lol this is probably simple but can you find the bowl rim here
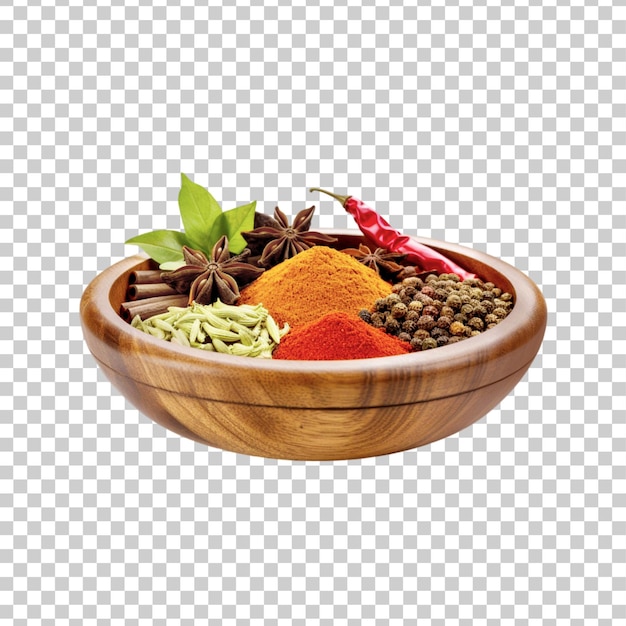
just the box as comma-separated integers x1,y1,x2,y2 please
81,230,546,380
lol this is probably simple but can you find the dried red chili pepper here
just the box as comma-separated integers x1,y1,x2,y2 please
309,188,475,280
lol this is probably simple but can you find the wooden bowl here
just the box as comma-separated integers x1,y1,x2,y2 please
80,232,547,461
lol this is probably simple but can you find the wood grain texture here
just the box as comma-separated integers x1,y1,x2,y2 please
80,232,547,460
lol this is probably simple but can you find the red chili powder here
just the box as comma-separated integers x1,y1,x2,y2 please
273,312,412,361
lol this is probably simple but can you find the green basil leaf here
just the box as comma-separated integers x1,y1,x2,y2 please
125,230,189,264
209,201,257,254
178,173,222,248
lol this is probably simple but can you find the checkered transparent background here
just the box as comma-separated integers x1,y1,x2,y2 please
2,1,625,624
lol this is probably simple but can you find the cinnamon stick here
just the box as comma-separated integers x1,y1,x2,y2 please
128,270,165,285
126,282,179,301
120,294,189,322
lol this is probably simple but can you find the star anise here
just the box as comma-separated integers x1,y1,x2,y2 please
161,236,264,305
241,205,337,267
342,244,406,277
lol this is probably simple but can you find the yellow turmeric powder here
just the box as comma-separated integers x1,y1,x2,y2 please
239,245,393,328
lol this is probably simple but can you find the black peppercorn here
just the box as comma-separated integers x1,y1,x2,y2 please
410,337,423,351
430,327,449,339
402,319,419,334
385,318,401,335
358,309,372,324
417,315,436,331
437,315,452,329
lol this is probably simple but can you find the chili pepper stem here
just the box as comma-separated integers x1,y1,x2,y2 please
309,188,350,207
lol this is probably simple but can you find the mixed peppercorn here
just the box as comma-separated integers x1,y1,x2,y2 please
358,271,513,351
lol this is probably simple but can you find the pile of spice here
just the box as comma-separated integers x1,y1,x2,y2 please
273,312,411,361
359,273,514,351
130,300,288,358
238,246,393,328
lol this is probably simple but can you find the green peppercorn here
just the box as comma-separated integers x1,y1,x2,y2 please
482,300,495,313
406,310,421,322
421,337,437,350
386,293,402,305
483,282,495,290
374,298,387,312
481,291,495,301
493,307,508,319
473,304,488,318
501,292,513,302
425,275,438,284
408,300,423,313
445,294,462,310
492,287,502,298
468,317,485,331
401,286,417,299
391,302,408,319
413,329,431,341
460,303,474,316
484,313,498,325
369,312,384,328
402,276,420,288
434,288,449,301
440,305,455,318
